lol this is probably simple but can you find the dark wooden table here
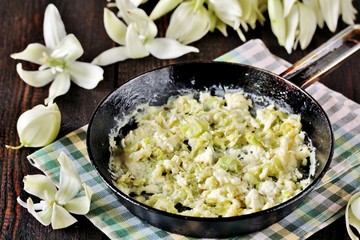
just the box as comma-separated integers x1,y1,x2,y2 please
1,0,359,239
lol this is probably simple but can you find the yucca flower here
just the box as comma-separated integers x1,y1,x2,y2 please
17,152,93,229
5,102,61,149
165,0,211,44
268,0,357,53
108,0,356,54
269,0,317,53
208,0,246,40
11,4,104,104
92,0,199,66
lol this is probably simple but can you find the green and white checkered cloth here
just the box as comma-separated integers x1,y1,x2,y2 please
28,39,360,240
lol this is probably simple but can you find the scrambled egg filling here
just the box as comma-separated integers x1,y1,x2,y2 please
109,92,315,217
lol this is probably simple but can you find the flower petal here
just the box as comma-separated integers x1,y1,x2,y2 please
209,0,242,27
122,5,158,40
251,1,266,26
17,197,28,208
65,184,93,215
115,0,153,24
16,102,61,148
115,0,138,24
283,0,297,17
22,174,57,200
104,8,127,45
238,0,251,20
298,2,317,50
130,0,147,7
26,198,53,226
235,27,246,42
17,197,47,210
352,195,360,220
215,20,228,37
11,43,50,65
208,7,218,32
43,4,67,49
268,0,286,46
319,0,339,32
303,0,324,28
51,203,77,229
125,24,149,59
166,2,210,44
130,10,158,40
150,0,183,20
346,192,360,240
92,46,130,66
340,0,357,25
45,72,71,105
67,61,104,89
55,152,82,204
16,63,55,87
145,38,199,59
51,34,84,62
284,4,299,54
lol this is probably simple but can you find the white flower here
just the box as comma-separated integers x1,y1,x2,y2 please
268,0,317,53
346,192,360,240
5,102,61,149
318,0,340,32
207,0,265,42
303,0,324,28
92,0,199,66
165,0,211,44
268,0,287,46
17,152,93,230
11,4,104,104
208,0,246,41
268,0,357,53
239,0,266,29
318,0,357,32
297,2,317,50
340,0,357,26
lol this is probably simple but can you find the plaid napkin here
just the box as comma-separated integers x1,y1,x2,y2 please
28,39,360,240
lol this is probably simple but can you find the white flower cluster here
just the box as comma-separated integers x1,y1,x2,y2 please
150,0,266,42
268,0,357,53
96,0,357,61
92,0,200,66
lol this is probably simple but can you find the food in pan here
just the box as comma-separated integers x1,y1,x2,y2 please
109,91,316,217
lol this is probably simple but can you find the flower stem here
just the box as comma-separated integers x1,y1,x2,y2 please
5,143,25,150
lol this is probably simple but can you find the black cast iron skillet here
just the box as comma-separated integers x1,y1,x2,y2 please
87,25,360,238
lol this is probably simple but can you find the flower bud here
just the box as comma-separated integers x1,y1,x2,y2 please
6,102,61,149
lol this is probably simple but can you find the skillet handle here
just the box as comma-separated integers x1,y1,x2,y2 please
280,24,360,88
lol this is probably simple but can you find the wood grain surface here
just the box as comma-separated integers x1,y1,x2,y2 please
0,0,359,239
